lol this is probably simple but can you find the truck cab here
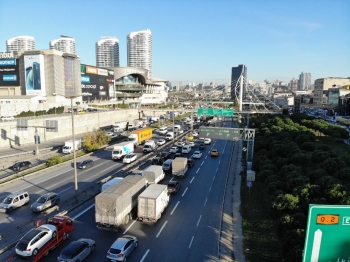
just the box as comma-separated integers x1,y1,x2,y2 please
143,140,156,153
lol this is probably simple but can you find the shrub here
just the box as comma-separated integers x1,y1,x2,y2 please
47,155,64,166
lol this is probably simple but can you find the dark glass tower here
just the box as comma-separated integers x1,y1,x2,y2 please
231,64,247,100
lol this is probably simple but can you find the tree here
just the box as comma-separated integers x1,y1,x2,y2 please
83,129,111,152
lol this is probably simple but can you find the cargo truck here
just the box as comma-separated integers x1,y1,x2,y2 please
129,127,153,146
172,157,188,178
62,139,81,154
95,176,147,231
111,141,134,160
101,177,123,192
113,121,128,132
137,184,169,222
142,165,165,184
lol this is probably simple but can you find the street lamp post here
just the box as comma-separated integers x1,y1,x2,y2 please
172,104,175,145
70,98,78,198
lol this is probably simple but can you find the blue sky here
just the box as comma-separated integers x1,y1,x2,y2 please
1,0,349,85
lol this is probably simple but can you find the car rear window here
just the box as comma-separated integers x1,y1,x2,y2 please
168,184,175,188
109,247,121,254
61,242,81,257
16,240,29,250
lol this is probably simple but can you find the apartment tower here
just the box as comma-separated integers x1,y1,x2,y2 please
6,36,35,55
49,36,76,54
127,29,152,78
96,37,120,68
299,72,311,90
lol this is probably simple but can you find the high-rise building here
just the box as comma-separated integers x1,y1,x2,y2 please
299,72,311,90
289,78,299,92
96,37,119,68
49,35,76,54
127,29,152,78
6,36,35,54
231,64,247,100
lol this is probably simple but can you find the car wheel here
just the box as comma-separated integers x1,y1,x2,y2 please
91,244,96,253
135,241,138,248
7,207,13,213
123,257,127,262
33,248,38,256
52,231,57,238
55,199,60,205
64,232,70,240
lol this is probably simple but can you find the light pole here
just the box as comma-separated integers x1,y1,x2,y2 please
172,104,175,145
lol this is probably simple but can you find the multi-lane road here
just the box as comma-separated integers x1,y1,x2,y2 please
1,120,237,262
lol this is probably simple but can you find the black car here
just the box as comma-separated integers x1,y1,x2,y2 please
87,108,97,112
167,181,181,194
157,151,170,160
77,160,94,169
11,161,32,171
152,157,164,166
199,143,206,150
174,152,183,158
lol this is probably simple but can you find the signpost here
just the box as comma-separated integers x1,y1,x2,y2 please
199,127,241,140
197,108,234,117
303,205,350,262
247,181,252,195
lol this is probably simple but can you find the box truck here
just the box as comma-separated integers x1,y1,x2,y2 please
112,141,134,160
137,184,169,222
62,139,81,154
101,177,123,192
142,165,165,184
172,157,188,178
95,176,147,231
113,121,128,132
129,128,153,146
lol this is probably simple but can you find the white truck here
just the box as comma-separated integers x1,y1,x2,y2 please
101,177,123,192
172,157,188,178
95,175,147,231
142,165,165,184
62,139,81,154
143,140,156,153
112,141,134,160
137,184,169,223
113,121,128,132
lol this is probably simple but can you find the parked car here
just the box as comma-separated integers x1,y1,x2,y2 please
57,238,96,262
211,149,219,157
187,158,195,167
157,139,166,146
15,224,57,256
193,151,202,159
31,192,60,212
152,157,164,166
199,143,206,150
11,161,32,171
123,153,137,164
106,235,138,262
77,160,94,169
204,138,211,144
167,181,181,194
169,146,179,153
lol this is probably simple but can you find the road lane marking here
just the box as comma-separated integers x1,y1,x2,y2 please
156,221,168,237
190,177,195,183
140,249,150,262
213,175,215,181
205,155,207,159
58,186,74,195
209,186,212,192
204,198,207,206
216,167,218,172
169,177,174,182
196,215,202,226
123,220,137,234
219,160,221,165
189,236,194,249
73,203,95,220
196,168,200,173
171,201,180,215
182,187,188,197
201,161,204,166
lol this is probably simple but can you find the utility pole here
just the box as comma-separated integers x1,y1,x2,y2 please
172,104,175,145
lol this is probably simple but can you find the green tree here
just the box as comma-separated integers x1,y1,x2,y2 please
47,155,63,166
83,129,111,152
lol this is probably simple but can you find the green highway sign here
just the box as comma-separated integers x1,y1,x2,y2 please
213,108,223,116
303,205,350,262
197,108,234,117
223,108,234,116
199,127,241,140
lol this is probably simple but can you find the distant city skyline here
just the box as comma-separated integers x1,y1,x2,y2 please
0,0,349,84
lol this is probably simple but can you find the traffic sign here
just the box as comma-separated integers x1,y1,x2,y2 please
223,108,234,116
197,108,234,116
303,205,350,262
213,108,223,116
247,181,252,187
198,127,241,140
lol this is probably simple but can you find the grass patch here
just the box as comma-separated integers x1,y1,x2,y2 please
241,176,283,261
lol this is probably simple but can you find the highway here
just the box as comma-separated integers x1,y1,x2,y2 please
1,119,236,261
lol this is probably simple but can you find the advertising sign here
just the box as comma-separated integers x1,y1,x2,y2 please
3,75,17,81
24,55,46,96
0,59,16,66
98,68,108,76
0,59,19,86
86,66,98,74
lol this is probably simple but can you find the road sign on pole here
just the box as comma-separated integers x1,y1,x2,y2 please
247,181,252,187
303,205,350,262
199,127,241,140
197,108,234,116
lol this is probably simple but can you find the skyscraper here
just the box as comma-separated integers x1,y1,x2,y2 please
299,72,311,90
231,64,247,100
50,36,76,54
96,37,119,68
127,29,152,78
6,36,35,52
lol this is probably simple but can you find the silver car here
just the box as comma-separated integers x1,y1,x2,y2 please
31,192,60,212
106,235,138,262
58,238,96,262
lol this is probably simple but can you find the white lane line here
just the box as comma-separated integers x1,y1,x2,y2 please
201,161,204,166
171,201,180,215
196,215,202,226
73,203,95,220
205,155,207,159
204,198,207,206
169,177,174,182
190,177,195,183
140,249,150,262
218,160,221,165
123,220,137,234
216,167,218,172
58,186,74,195
156,221,168,238
213,175,215,181
182,187,188,197
189,236,194,249
209,186,212,192
223,140,227,154
196,168,200,173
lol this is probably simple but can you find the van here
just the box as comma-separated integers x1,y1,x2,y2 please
143,140,156,153
158,127,168,135
165,132,174,141
162,159,173,171
0,191,30,213
182,145,191,154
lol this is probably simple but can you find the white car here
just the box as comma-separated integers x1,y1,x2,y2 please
179,130,184,134
192,151,202,159
191,132,199,137
204,138,211,145
15,224,57,256
1,116,14,121
169,146,179,153
123,153,137,164
157,139,166,146
106,132,114,136
176,141,185,148
188,141,195,147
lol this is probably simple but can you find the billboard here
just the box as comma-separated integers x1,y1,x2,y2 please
0,59,20,86
24,55,46,96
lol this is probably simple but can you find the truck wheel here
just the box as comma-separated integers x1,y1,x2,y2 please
64,233,70,240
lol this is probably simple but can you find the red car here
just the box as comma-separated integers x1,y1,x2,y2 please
187,158,195,167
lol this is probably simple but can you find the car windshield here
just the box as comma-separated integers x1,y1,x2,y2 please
168,184,176,188
3,197,13,204
13,163,21,167
109,247,121,254
194,151,200,154
36,196,47,203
